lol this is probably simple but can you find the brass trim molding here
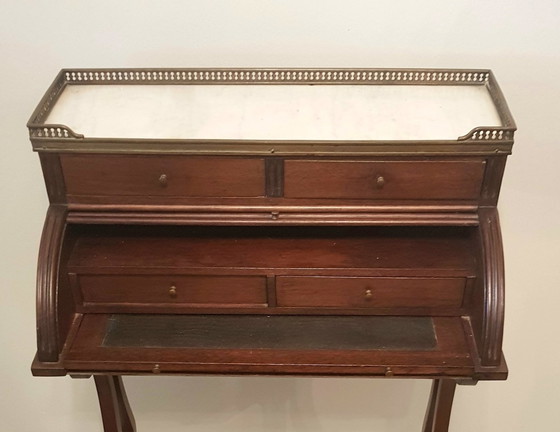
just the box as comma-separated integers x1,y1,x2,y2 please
27,68,517,155
60,68,491,85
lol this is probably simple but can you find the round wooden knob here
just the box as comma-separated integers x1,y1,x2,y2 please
158,174,168,186
152,364,161,374
385,367,394,377
365,289,373,299
376,175,385,189
168,285,177,298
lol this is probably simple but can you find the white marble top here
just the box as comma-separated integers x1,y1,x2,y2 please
46,84,502,141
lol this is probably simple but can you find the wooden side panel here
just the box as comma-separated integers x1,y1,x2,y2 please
56,226,79,358
480,155,508,206
39,153,66,203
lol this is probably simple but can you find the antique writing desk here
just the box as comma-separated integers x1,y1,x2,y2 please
28,68,515,432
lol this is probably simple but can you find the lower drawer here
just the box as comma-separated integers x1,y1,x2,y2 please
276,276,466,309
72,274,268,307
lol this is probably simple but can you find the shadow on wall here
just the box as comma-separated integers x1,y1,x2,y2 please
124,376,428,431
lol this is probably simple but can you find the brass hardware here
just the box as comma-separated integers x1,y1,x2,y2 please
271,212,280,220
31,141,514,157
365,289,373,299
158,174,168,186
168,285,177,298
385,367,394,377
28,68,517,154
376,175,385,189
152,364,161,374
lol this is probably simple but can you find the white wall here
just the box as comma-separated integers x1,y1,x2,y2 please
1,1,559,431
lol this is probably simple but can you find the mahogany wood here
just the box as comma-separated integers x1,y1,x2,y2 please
284,159,486,200
61,154,266,201
29,68,514,431
276,276,466,309
480,156,507,206
39,153,66,204
66,210,480,226
66,314,472,376
75,274,267,307
266,275,277,307
265,157,284,197
36,205,68,361
422,379,457,432
94,375,136,432
31,353,66,377
477,208,505,366
66,225,476,273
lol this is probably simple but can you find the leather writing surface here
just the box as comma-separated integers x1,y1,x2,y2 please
103,314,437,351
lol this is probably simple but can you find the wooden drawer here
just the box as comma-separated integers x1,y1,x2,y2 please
276,276,466,309
61,155,265,198
283,160,486,200
73,274,268,307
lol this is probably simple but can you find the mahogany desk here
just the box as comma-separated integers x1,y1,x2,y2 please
28,68,515,432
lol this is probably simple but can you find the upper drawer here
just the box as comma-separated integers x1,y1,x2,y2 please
60,155,265,198
284,160,486,200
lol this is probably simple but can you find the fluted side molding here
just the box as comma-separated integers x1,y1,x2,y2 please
479,208,506,366
36,205,68,362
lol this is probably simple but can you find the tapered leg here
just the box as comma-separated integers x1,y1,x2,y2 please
422,379,457,432
422,380,439,431
94,375,136,432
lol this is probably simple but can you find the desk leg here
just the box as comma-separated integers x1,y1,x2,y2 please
422,379,456,432
94,375,136,432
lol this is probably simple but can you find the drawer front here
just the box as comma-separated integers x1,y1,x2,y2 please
75,274,268,306
61,155,265,198
283,160,485,200
276,277,465,308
